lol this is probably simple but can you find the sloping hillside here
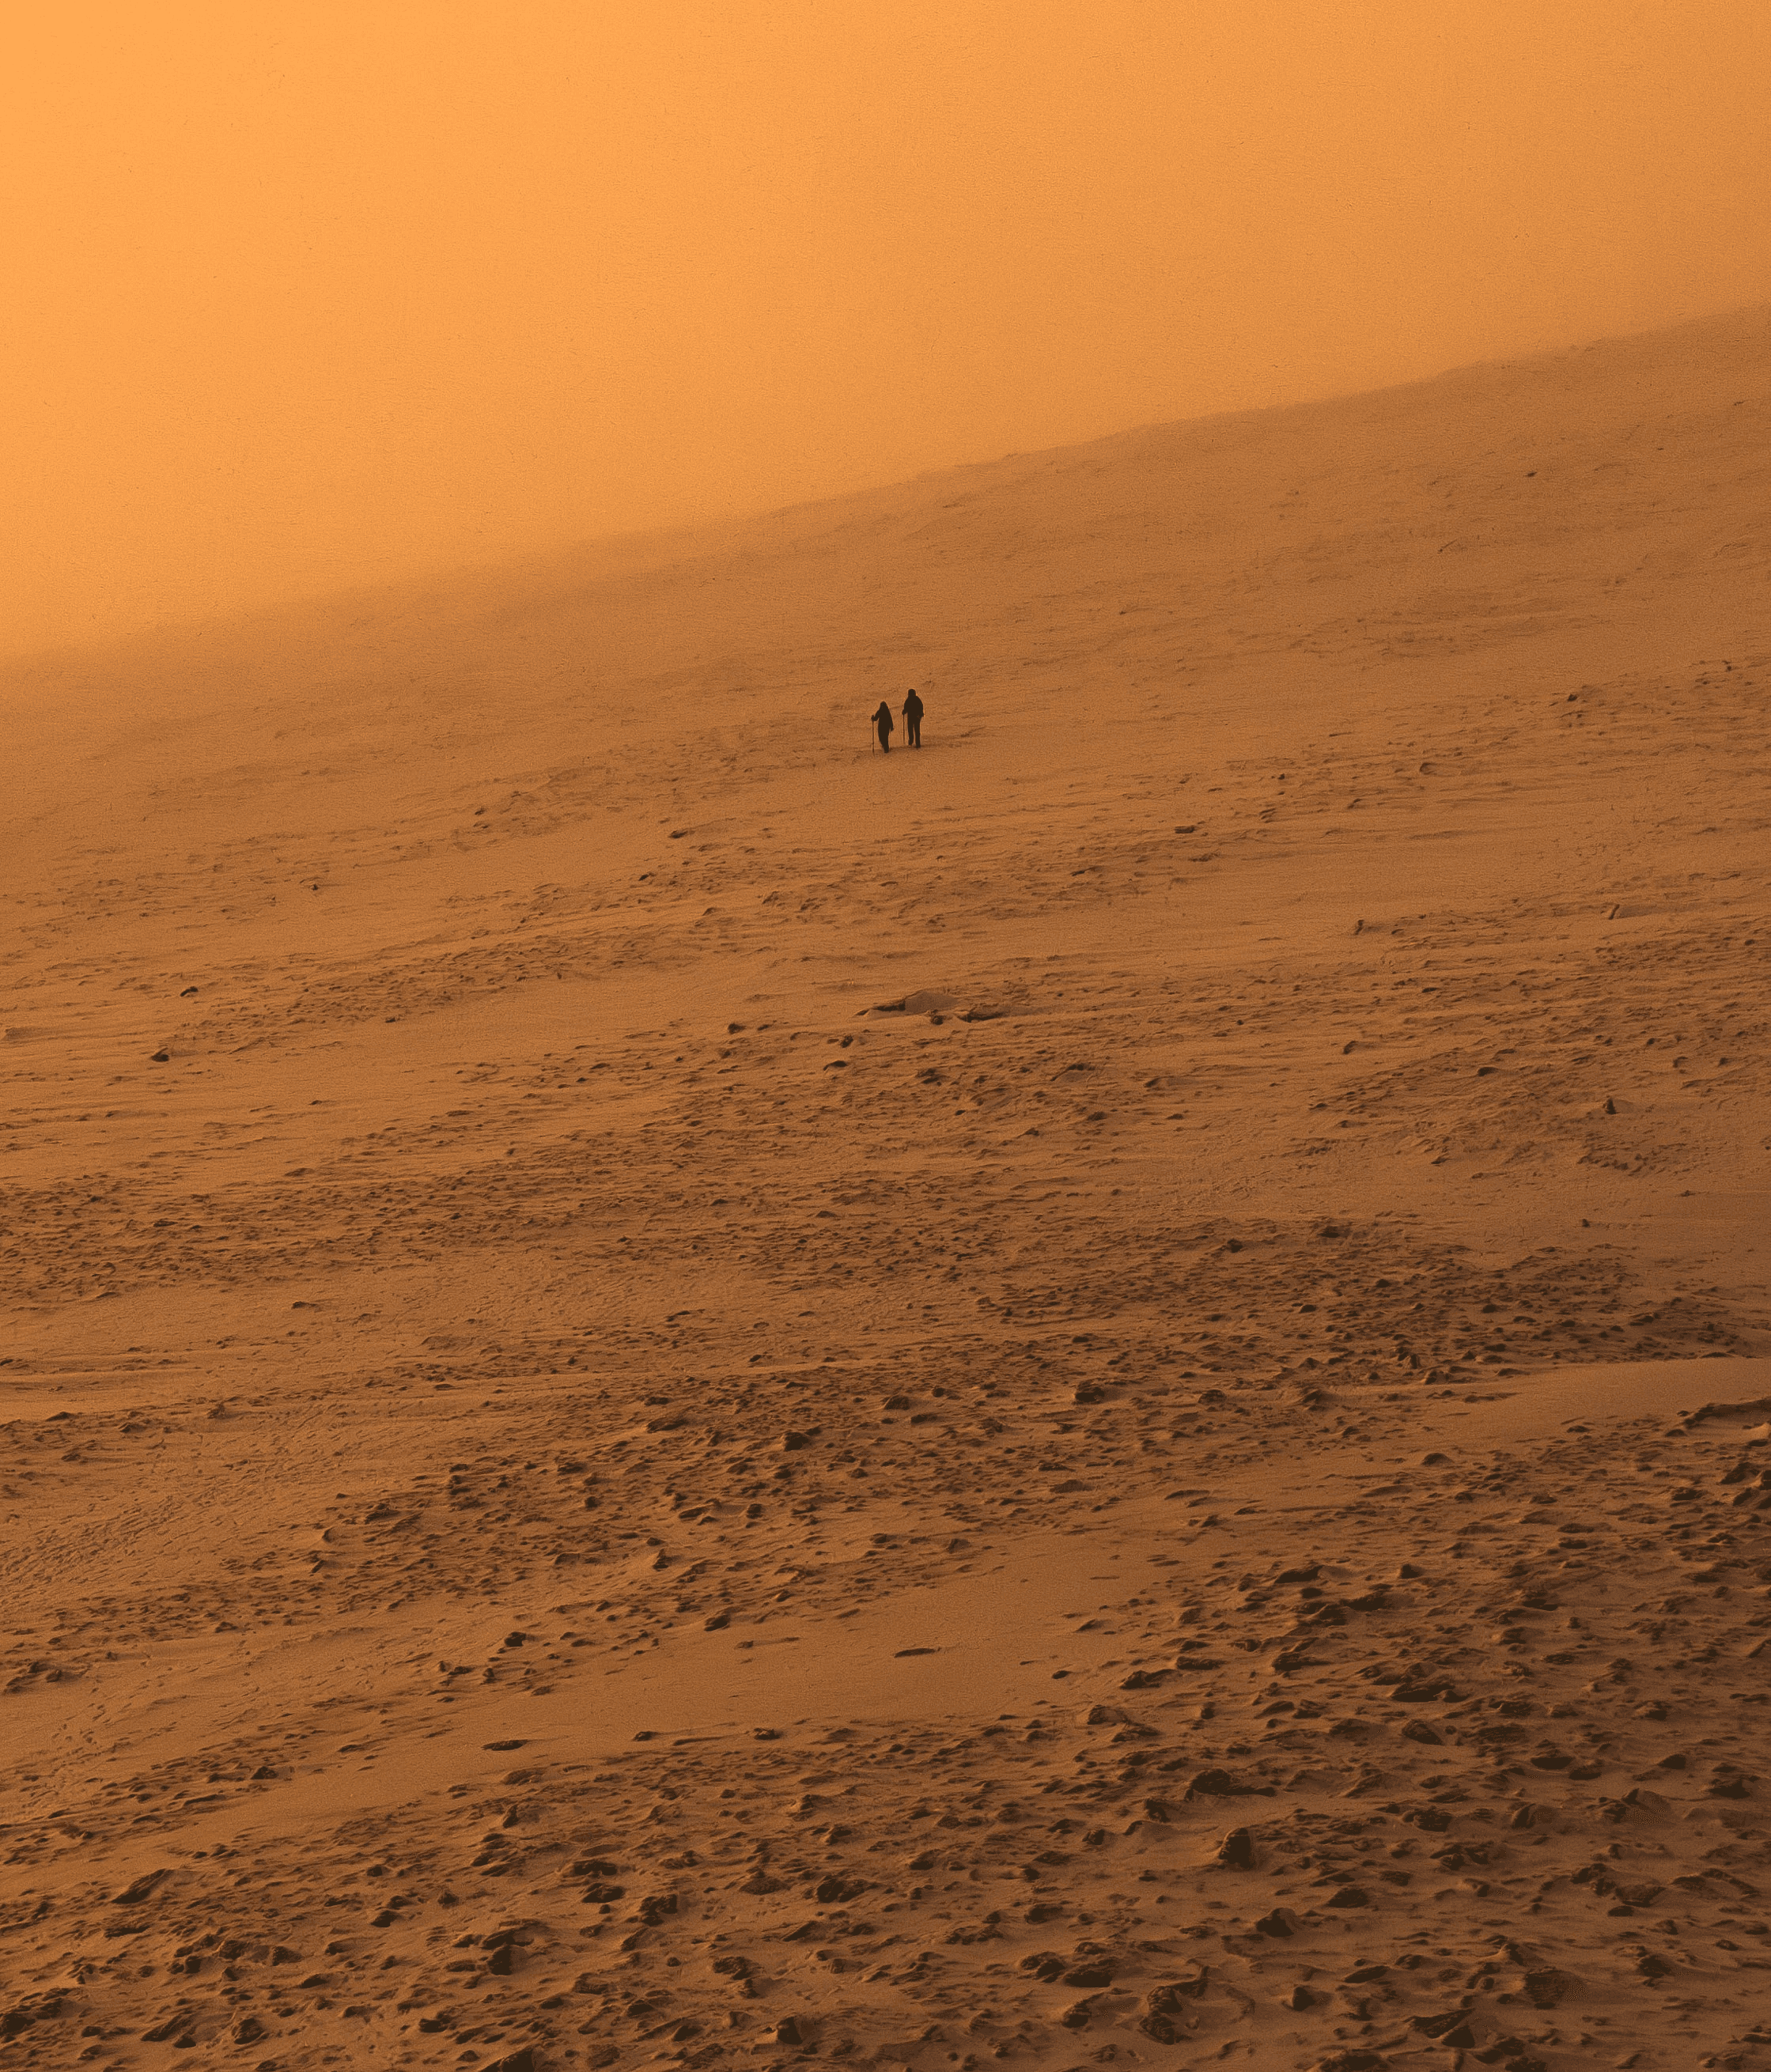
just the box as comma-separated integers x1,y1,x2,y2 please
2,308,1769,2072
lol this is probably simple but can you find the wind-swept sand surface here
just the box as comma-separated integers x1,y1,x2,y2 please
4,309,1770,2071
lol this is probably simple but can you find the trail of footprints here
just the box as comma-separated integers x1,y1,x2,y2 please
2,1219,1760,1684
4,1379,1771,2070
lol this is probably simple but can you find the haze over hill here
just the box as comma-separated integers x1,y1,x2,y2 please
9,2,1771,652
3,310,1771,2070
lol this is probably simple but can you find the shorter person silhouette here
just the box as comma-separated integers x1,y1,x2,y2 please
902,686,924,748
872,700,894,752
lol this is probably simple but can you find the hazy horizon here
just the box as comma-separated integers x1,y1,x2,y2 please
8,298,1767,678
9,1,1770,656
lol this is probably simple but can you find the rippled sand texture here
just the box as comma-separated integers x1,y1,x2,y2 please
3,309,1770,2072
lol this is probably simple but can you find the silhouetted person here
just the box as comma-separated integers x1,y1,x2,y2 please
902,686,924,748
873,700,894,752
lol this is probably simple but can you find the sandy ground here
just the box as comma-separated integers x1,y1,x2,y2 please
3,308,1771,2072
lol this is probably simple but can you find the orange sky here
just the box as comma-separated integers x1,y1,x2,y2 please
6,0,1768,656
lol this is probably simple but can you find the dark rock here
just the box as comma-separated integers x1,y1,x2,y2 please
814,1874,866,1904
1325,1886,1370,1908
1411,2010,1475,2044
1521,1968,1576,2007
1216,1826,1254,1869
27,1989,72,2039
1254,1907,1300,1938
1148,1973,1207,2010
1478,1722,1528,1746
1402,1805,1452,1832
1062,1964,1114,1989
111,1870,168,1907
1401,1721,1442,1745
1186,1768,1260,1798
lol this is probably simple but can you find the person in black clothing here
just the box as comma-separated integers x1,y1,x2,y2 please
872,700,894,751
902,686,924,747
